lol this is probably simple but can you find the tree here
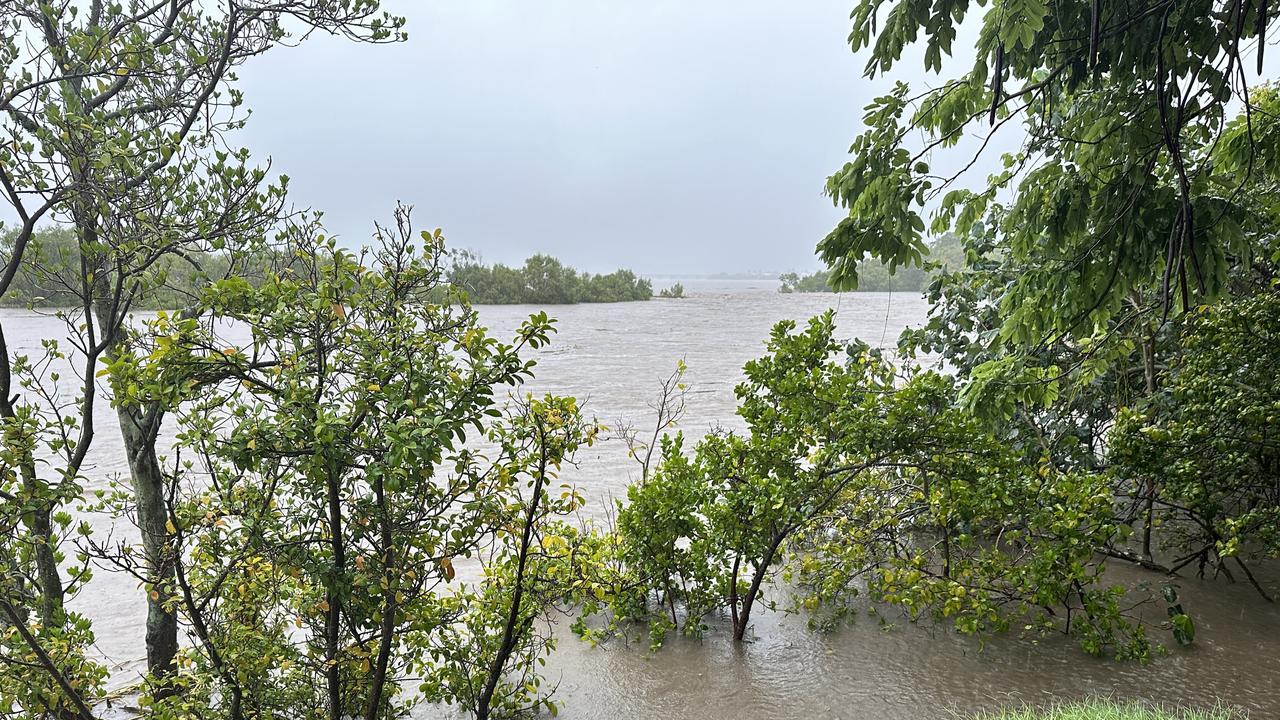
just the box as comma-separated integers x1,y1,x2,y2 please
658,282,685,298
420,395,599,720
520,254,581,304
1110,290,1280,600
589,314,1145,655
822,0,1280,337
778,269,833,293
0,0,405,700
827,0,1280,584
598,314,902,645
102,208,596,719
0,227,286,309
780,234,963,293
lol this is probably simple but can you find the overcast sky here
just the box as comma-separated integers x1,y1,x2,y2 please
235,0,917,275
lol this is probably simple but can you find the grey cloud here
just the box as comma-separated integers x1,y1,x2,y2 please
237,0,889,274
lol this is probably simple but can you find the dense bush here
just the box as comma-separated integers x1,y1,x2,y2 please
582,313,1146,659
1110,290,1280,595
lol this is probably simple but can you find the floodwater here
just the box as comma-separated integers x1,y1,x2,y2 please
4,281,1279,719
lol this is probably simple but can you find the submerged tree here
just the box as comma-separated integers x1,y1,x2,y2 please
1110,290,1280,600
589,314,1144,657
782,235,965,293
826,0,1280,594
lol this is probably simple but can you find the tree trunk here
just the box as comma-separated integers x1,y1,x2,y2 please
21,467,64,627
116,402,179,688
732,533,784,643
324,455,347,720
364,476,397,720
0,326,64,627
1141,335,1158,562
476,430,549,720
92,296,178,689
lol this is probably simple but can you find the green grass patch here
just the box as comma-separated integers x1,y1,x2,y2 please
971,699,1245,720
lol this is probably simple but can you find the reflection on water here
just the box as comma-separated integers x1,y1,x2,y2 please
6,284,1279,719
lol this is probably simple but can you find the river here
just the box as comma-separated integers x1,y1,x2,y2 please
5,281,1278,719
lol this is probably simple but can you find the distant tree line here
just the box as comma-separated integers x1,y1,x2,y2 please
0,232,666,310
447,252,654,304
780,234,964,293
0,227,283,310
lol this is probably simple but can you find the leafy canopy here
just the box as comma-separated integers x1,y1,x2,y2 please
822,0,1280,341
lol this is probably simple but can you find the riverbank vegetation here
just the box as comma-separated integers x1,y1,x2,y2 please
0,0,1277,718
588,319,1144,655
779,234,964,293
447,251,652,304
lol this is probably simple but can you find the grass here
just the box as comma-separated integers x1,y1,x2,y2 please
970,699,1245,720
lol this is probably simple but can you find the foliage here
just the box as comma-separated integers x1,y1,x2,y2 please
607,432,717,649
0,0,406,706
778,270,836,293
0,227,285,309
0,272,110,716
1110,290,1280,597
1159,585,1195,647
0,602,106,718
0,227,81,306
823,0,1280,339
790,380,1145,659
658,283,686,299
824,0,1280,455
781,234,964,292
835,0,1280,601
896,217,1149,472
421,518,597,720
876,91,1280,609
449,252,653,304
81,212,595,719
588,314,1145,658
419,396,599,720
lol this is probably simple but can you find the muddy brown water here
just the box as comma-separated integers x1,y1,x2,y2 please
5,281,1278,719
